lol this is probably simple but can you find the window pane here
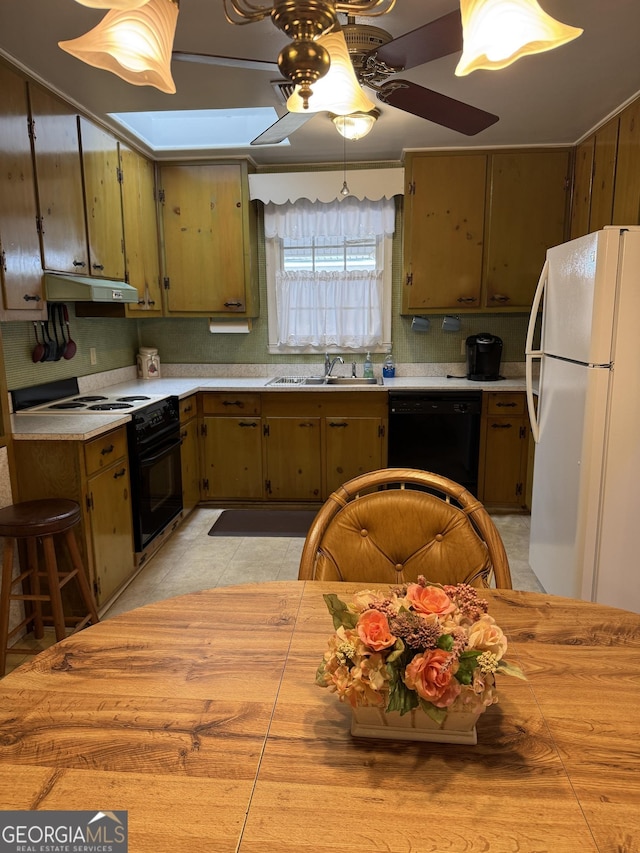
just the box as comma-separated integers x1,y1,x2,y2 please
283,235,376,272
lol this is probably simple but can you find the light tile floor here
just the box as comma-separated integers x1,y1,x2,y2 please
2,509,542,676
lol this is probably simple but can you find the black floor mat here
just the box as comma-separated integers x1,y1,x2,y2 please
208,509,317,537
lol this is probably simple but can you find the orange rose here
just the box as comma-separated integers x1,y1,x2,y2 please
406,584,456,617
404,649,461,708
357,609,397,652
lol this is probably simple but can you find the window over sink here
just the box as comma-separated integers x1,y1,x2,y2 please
264,196,395,354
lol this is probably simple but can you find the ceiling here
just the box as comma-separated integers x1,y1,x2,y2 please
1,0,640,167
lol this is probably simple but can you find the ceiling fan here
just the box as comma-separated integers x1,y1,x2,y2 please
172,8,499,145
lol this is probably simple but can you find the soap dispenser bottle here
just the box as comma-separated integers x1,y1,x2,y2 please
382,348,395,378
363,352,374,379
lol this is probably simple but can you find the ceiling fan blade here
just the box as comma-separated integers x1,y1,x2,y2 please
172,51,280,73
376,80,499,136
373,9,463,71
251,111,314,145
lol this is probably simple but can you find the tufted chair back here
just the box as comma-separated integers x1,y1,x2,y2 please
298,468,512,589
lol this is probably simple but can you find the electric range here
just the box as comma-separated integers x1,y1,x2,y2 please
12,377,184,553
12,377,168,415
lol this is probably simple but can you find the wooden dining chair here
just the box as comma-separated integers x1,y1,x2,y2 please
298,467,512,589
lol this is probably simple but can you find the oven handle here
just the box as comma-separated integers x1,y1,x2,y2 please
137,437,182,466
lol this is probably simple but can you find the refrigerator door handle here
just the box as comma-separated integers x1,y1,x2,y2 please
525,259,548,444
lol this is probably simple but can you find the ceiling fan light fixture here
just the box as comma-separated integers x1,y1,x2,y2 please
71,0,152,8
286,29,376,115
455,0,583,76
59,0,179,94
331,109,379,140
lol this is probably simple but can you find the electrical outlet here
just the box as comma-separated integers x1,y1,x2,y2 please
89,347,97,365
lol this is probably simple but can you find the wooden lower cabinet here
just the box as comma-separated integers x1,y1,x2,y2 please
198,391,388,502
12,426,135,608
478,392,529,510
262,392,387,502
203,415,263,500
201,392,263,500
179,394,200,513
264,415,322,501
324,416,386,495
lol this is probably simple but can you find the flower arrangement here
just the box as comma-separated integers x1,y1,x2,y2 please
316,579,525,725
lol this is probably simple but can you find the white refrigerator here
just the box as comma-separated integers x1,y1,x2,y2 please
525,226,640,613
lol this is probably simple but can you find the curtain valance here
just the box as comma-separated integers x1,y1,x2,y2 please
249,168,403,205
264,196,396,239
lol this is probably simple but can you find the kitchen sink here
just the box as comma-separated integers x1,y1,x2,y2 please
325,377,382,385
266,375,382,387
266,376,326,386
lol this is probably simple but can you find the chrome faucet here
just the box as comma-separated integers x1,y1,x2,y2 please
324,354,344,376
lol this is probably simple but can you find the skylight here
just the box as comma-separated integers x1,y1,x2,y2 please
108,108,286,150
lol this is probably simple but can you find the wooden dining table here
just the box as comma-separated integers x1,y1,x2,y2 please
0,581,638,852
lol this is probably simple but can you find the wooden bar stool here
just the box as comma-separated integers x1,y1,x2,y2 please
0,499,99,676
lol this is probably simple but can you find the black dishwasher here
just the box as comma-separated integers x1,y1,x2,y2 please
388,391,482,494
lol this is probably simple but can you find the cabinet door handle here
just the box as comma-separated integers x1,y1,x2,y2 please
100,444,115,455
92,263,104,271
495,401,517,408
456,296,477,303
223,300,243,308
222,400,243,407
491,423,513,429
73,259,86,268
183,404,193,414
328,421,348,428
23,294,42,302
299,422,315,428
113,468,127,478
490,294,511,303
238,421,258,427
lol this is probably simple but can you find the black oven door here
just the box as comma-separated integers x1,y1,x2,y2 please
131,429,183,552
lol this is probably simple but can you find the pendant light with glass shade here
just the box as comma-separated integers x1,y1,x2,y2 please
455,0,583,76
331,109,380,141
71,0,151,8
59,0,179,94
286,29,377,116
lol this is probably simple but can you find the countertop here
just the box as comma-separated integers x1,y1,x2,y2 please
11,374,527,441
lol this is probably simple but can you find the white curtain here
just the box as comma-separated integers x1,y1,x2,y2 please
265,197,395,350
276,269,383,349
264,196,396,239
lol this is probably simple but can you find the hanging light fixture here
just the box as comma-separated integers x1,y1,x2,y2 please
71,0,151,8
222,0,395,107
455,0,583,76
59,0,179,94
286,29,376,115
331,109,380,140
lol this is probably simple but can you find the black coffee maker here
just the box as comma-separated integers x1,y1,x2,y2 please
465,333,503,381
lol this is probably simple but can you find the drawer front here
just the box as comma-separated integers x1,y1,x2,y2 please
179,394,197,423
84,427,128,475
486,392,525,416
202,393,261,416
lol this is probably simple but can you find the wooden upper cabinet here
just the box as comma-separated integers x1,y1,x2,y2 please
484,150,569,308
403,153,486,311
0,62,44,314
28,83,88,275
570,136,595,239
159,162,258,316
612,98,640,226
589,117,619,233
119,143,162,314
78,117,125,280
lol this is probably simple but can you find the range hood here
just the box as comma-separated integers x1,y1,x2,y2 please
44,272,138,304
